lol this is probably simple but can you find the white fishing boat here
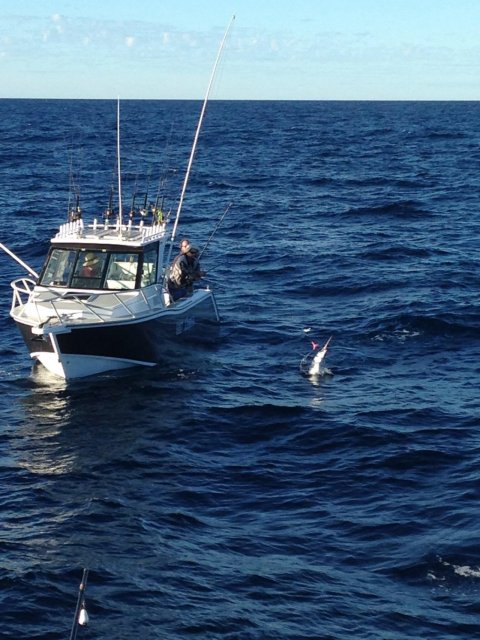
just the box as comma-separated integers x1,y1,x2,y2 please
5,19,234,380
9,213,220,380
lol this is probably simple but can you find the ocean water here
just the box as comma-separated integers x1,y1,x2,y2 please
1,99,480,639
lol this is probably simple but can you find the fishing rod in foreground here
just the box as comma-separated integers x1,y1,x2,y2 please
69,568,89,640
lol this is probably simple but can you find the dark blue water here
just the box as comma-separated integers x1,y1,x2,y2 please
1,99,480,639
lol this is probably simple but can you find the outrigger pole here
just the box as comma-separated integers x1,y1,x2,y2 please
0,242,38,279
167,14,235,263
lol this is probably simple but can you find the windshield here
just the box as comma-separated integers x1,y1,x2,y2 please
39,247,156,290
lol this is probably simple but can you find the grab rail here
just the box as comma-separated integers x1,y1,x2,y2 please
10,278,164,328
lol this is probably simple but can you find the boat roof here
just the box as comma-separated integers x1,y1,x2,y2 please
51,218,167,248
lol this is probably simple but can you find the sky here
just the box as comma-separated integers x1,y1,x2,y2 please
0,0,480,100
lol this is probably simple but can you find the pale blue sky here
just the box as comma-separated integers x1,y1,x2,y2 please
1,0,479,100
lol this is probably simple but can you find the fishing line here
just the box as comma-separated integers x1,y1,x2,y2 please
199,202,233,259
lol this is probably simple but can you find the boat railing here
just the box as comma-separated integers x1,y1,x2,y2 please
54,218,166,243
10,277,37,315
10,278,165,327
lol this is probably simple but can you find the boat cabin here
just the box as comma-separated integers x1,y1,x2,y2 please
38,243,159,291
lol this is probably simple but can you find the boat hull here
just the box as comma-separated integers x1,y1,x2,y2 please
14,291,220,379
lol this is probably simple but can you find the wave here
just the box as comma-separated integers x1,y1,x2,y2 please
359,245,433,260
424,130,468,140
371,312,480,338
344,199,432,218
387,553,480,595
309,175,430,189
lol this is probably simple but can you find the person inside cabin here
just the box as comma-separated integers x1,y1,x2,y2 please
167,244,205,301
81,252,102,278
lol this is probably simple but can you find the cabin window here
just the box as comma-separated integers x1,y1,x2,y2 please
141,246,157,287
39,248,149,290
39,248,77,287
104,252,139,290
70,251,108,289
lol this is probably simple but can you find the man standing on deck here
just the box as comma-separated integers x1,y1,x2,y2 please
167,244,205,301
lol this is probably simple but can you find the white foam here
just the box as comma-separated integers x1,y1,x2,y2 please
453,564,480,578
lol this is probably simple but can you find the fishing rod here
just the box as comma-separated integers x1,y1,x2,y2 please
152,189,165,223
69,568,89,640
198,202,233,259
66,145,81,222
142,171,151,217
167,14,235,265
152,119,175,221
67,193,81,222
0,242,39,279
116,98,123,227
153,167,178,223
143,170,164,222
104,185,114,221
129,192,137,220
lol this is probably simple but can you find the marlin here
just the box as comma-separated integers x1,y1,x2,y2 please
300,336,332,376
